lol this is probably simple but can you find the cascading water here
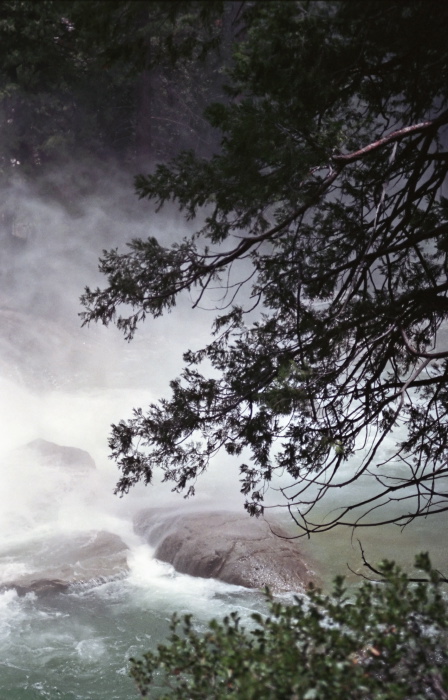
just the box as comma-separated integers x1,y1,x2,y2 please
0,169,446,698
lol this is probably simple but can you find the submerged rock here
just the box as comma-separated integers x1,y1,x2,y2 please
14,579,70,597
1,530,129,597
134,509,315,593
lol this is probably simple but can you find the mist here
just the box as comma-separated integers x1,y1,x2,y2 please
0,159,250,532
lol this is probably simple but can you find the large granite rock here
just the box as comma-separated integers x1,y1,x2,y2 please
24,438,96,472
134,509,315,593
1,530,129,597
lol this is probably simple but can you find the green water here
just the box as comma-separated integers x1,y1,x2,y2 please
281,511,448,590
0,569,267,699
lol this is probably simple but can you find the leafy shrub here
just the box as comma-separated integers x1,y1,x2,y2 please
131,554,447,699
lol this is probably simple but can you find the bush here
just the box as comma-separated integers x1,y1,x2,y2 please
130,554,448,699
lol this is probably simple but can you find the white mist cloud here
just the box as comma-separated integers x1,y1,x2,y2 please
0,159,249,544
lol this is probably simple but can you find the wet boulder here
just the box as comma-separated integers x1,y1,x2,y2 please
0,530,129,597
25,438,96,472
134,509,315,593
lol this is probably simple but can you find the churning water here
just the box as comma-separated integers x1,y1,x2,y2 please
0,544,263,699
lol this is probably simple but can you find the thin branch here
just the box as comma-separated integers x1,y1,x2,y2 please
353,540,448,583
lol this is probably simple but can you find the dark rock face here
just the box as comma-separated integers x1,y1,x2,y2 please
134,509,315,593
1,530,129,597
25,438,96,472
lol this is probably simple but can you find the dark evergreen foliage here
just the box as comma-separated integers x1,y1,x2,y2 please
81,1,448,533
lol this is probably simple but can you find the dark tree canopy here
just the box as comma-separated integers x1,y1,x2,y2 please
81,1,448,534
0,0,227,177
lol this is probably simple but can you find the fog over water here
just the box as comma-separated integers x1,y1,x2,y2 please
0,165,260,699
0,163,446,698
